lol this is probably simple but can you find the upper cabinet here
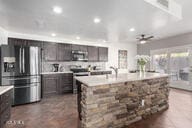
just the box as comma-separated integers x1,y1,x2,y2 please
26,40,43,47
57,43,72,61
99,47,108,62
88,46,99,62
8,38,43,47
8,38,108,62
8,38,27,46
42,42,58,61
42,42,72,62
72,44,88,52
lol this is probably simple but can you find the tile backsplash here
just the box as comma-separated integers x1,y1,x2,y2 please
42,61,106,72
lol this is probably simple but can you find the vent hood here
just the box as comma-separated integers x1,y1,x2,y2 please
144,0,182,19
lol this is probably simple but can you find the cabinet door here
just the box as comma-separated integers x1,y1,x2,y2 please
99,47,108,62
42,75,60,96
79,45,88,52
42,42,57,61
72,44,80,51
59,73,73,93
57,43,72,61
8,38,43,48
27,40,43,47
88,46,98,62
8,38,28,46
72,44,87,52
90,72,102,75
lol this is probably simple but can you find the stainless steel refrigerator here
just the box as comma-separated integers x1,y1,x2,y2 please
0,45,41,105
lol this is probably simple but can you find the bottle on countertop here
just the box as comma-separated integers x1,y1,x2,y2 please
87,65,92,71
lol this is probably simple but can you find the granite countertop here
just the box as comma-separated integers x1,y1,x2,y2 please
41,70,111,75
0,86,14,95
75,73,169,87
41,71,73,75
89,70,112,73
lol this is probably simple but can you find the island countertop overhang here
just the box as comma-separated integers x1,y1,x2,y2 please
75,73,169,87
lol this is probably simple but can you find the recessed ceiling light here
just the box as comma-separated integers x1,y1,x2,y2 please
53,6,62,14
140,40,146,44
129,28,135,32
51,33,56,37
94,18,101,24
76,36,80,40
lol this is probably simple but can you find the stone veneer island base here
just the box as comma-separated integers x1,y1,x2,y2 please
75,73,170,128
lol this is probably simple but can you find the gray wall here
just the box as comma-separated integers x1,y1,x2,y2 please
137,32,192,55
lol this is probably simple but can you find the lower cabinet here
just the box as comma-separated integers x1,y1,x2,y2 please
42,73,73,97
0,89,12,128
90,71,112,76
59,74,73,93
42,74,60,96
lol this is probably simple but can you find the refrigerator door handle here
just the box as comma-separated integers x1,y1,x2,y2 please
19,47,22,73
22,48,25,73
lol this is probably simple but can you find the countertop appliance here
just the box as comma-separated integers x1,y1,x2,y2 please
0,45,41,105
72,50,88,61
52,63,59,72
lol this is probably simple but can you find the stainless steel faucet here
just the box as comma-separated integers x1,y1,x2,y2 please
110,66,118,78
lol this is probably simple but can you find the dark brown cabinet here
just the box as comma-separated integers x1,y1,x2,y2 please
8,38,108,62
88,46,98,62
42,74,60,96
26,40,43,47
42,42,57,61
99,47,108,62
90,71,112,75
8,38,43,47
8,38,28,46
59,73,73,93
57,43,72,61
42,73,73,97
72,44,87,52
0,89,12,128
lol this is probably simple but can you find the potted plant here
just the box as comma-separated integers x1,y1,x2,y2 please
135,55,151,73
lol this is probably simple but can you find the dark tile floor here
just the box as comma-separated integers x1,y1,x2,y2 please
5,89,192,128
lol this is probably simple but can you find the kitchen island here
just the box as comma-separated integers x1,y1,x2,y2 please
75,73,170,128
0,86,13,128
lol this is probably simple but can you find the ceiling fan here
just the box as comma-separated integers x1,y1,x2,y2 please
136,34,154,44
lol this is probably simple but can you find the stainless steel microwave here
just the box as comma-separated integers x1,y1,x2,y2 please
72,50,88,61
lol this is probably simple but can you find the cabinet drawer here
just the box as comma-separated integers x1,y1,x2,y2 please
103,71,112,75
90,72,102,75
0,90,12,105
91,71,112,76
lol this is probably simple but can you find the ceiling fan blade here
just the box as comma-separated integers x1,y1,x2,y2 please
146,36,154,40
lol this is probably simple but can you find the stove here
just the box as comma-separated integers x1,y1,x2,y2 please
70,68,88,73
70,68,90,93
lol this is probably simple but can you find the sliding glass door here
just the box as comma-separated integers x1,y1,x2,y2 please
151,46,192,91
151,50,168,73
169,49,191,90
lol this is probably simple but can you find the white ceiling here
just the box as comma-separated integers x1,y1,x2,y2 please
0,0,192,43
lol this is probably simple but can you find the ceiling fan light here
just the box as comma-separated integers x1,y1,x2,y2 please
140,40,147,44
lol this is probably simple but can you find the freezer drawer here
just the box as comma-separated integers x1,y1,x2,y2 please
13,83,41,105
2,76,41,86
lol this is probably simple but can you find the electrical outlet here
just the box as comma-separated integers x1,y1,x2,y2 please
141,100,145,106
